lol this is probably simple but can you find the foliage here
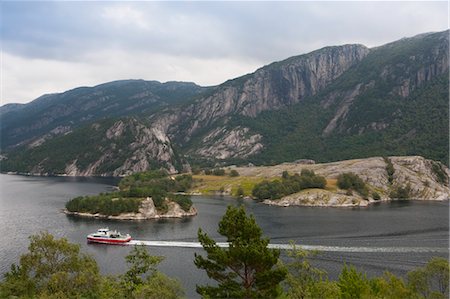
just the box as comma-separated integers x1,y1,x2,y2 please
431,161,448,186
229,169,240,177
213,168,226,176
66,193,142,216
337,265,372,298
337,173,369,198
121,245,183,298
66,170,193,215
252,170,326,200
168,194,193,212
371,191,381,201
389,183,412,199
194,205,287,298
407,257,449,298
384,157,395,184
283,244,340,299
235,186,245,197
0,232,101,298
0,233,184,299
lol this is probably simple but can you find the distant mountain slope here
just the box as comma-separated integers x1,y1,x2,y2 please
1,30,448,176
2,118,184,176
1,80,207,149
229,30,449,165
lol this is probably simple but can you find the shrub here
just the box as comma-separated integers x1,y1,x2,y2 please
229,169,240,177
252,170,326,200
389,183,412,199
212,168,226,176
384,157,395,184
431,161,448,186
235,186,245,197
372,191,381,201
337,173,369,198
169,195,193,212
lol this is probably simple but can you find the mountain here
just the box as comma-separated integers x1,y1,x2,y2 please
1,30,448,176
1,80,207,149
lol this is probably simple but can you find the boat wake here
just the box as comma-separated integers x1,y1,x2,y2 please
128,240,448,253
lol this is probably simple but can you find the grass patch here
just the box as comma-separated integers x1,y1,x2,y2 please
192,175,274,196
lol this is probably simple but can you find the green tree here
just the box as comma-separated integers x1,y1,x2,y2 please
408,257,449,299
337,265,371,299
283,244,339,299
121,245,184,298
370,272,417,299
194,205,287,298
0,232,101,298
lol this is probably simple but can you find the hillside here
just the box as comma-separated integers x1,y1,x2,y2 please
191,156,449,207
1,80,208,150
1,30,448,176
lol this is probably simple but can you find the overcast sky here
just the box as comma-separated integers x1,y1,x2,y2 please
1,1,448,105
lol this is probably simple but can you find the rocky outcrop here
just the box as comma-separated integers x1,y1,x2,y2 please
234,156,449,207
194,127,263,159
64,197,197,220
264,189,371,207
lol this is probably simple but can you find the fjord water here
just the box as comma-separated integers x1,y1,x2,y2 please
1,174,448,297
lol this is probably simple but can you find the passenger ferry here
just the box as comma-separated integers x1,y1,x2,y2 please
87,228,131,244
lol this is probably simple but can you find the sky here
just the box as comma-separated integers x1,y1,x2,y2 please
1,1,448,105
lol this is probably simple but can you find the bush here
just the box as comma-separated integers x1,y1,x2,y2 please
389,184,412,199
169,194,193,212
431,161,448,185
229,169,240,177
384,157,395,184
337,173,369,198
235,186,244,197
212,168,226,176
372,191,381,201
252,170,326,200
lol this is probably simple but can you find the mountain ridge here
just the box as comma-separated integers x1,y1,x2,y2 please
1,30,448,175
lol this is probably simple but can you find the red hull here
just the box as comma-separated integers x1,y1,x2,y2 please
87,236,132,244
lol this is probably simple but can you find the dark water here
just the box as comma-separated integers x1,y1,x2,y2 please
0,174,448,298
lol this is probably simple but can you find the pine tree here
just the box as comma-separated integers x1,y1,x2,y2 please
194,205,286,298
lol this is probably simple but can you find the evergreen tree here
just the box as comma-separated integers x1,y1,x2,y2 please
194,205,286,298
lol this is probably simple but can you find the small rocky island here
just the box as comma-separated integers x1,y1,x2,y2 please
64,170,197,220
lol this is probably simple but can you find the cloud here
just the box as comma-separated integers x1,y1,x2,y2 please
1,1,448,104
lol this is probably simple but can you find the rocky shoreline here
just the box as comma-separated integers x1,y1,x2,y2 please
63,197,197,220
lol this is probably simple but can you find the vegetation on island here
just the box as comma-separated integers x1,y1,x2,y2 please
337,172,369,198
2,207,448,298
252,169,326,200
65,170,194,215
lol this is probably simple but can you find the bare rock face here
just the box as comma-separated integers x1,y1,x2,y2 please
62,118,180,176
175,45,369,136
264,189,370,207
195,127,263,160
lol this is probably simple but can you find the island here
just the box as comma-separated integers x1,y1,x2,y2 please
64,170,197,220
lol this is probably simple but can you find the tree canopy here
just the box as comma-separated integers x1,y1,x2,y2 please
194,205,287,298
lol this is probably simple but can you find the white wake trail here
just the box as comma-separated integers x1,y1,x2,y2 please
128,240,448,253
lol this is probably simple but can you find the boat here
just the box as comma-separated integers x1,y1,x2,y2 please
87,228,132,244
